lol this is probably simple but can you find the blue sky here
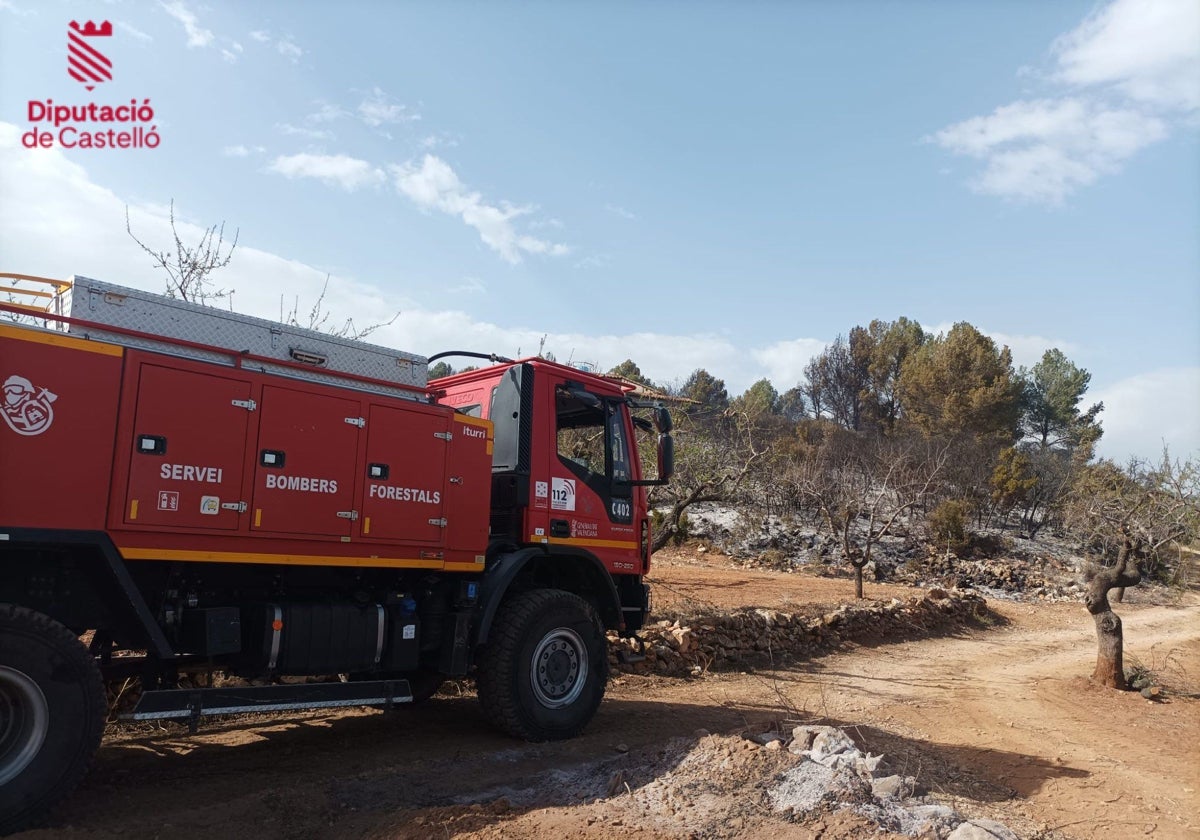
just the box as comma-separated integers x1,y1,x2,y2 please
1,0,1197,463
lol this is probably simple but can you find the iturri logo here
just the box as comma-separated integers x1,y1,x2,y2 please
21,19,160,151
67,19,113,91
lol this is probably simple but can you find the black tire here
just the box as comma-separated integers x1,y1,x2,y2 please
0,604,106,835
476,589,607,741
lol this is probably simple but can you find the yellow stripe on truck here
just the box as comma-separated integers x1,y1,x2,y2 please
537,536,639,550
118,546,445,569
0,322,124,357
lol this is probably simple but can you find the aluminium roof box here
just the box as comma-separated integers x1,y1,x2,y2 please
67,276,427,398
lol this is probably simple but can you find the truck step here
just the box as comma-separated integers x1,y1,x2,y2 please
124,679,414,725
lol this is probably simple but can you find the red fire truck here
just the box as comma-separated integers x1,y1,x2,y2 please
0,274,672,833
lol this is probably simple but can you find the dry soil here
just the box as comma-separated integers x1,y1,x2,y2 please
23,549,1200,840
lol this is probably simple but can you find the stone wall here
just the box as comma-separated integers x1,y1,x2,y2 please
610,590,990,676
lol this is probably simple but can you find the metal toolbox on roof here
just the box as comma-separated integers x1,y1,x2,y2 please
66,276,427,397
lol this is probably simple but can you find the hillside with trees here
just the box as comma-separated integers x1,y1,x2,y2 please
597,318,1198,693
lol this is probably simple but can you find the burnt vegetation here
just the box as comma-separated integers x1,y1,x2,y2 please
606,318,1199,692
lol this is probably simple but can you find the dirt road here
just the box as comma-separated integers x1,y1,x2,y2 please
22,555,1200,840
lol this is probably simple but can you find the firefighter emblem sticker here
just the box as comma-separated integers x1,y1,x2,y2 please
68,20,113,91
2,375,57,436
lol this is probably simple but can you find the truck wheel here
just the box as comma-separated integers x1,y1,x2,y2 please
0,605,106,834
476,590,607,741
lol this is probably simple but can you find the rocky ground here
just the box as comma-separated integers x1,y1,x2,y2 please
21,539,1200,840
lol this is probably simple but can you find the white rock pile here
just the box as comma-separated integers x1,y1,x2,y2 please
766,724,1019,839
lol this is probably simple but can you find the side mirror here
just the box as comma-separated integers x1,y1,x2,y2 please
657,433,674,482
654,406,673,435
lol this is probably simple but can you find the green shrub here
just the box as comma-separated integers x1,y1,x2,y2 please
928,500,972,557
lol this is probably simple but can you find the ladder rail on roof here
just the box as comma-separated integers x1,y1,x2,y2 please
0,273,73,331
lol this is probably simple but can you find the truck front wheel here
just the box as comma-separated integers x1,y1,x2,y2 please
0,605,106,834
476,590,607,741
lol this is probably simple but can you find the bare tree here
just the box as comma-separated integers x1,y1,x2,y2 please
648,410,765,553
798,432,947,598
126,200,237,303
280,274,399,340
1066,451,1200,688
1082,528,1142,688
127,202,399,339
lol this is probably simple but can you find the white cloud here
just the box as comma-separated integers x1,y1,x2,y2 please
573,253,611,270
220,48,238,63
117,21,153,43
932,98,1167,203
276,122,334,141
605,203,636,220
357,87,418,127
932,0,1197,203
222,144,263,158
389,155,569,264
1091,368,1200,462
276,38,302,62
267,153,385,191
306,101,347,124
249,28,303,63
0,122,748,402
159,0,212,49
0,1,34,16
751,337,829,389
1053,0,1200,112
985,331,1080,371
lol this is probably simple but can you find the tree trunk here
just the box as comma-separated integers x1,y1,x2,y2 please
1084,535,1141,689
850,561,865,599
1090,609,1125,688
1112,587,1124,604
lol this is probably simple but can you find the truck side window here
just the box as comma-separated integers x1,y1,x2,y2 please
608,404,630,484
556,388,605,487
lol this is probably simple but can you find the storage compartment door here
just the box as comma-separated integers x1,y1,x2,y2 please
444,414,493,554
251,385,361,537
124,364,250,530
360,404,449,545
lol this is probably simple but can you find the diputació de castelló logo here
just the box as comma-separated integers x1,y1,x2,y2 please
68,19,112,90
21,19,160,150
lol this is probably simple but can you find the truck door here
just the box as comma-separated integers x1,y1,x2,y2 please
359,402,449,545
251,385,361,537
548,385,637,553
123,363,250,531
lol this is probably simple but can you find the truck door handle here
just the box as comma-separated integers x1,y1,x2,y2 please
550,519,570,538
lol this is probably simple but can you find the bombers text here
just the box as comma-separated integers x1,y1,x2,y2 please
264,474,338,494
